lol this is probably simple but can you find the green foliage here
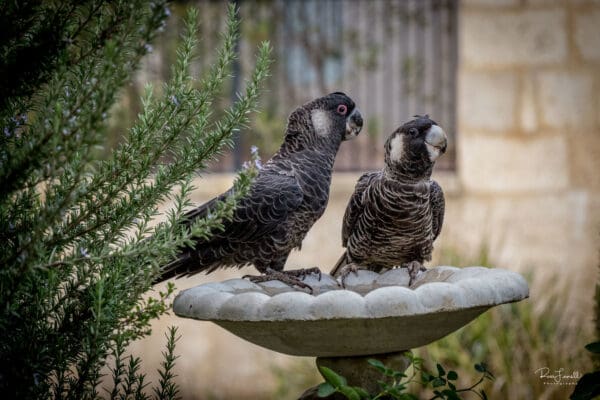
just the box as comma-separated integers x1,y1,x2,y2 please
0,2,270,398
0,1,152,116
106,326,182,400
594,253,600,369
570,257,600,400
420,268,592,399
570,341,600,400
152,327,181,400
316,352,492,400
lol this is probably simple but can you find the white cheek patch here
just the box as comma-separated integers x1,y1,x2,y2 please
389,135,404,162
426,143,441,162
311,110,330,137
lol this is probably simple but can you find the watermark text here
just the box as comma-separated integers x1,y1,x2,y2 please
534,367,580,386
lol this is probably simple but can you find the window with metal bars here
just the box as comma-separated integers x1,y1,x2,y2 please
169,0,458,172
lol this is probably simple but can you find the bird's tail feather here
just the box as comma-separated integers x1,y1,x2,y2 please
330,251,349,277
153,252,198,285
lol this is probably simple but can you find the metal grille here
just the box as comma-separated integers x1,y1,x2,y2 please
184,0,458,171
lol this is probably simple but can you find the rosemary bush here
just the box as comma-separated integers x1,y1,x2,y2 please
0,2,270,398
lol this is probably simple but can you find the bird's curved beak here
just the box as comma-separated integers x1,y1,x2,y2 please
344,108,363,140
424,125,447,162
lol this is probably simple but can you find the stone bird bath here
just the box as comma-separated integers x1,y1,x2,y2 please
173,266,529,398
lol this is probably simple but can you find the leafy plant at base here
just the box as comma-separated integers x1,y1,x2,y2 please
570,256,600,400
0,2,270,398
317,352,493,400
426,250,593,399
570,341,600,400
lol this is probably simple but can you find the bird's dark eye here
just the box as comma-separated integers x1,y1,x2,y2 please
337,104,348,115
409,128,419,136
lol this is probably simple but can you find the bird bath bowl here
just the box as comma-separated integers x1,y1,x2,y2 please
173,266,529,357
174,266,528,398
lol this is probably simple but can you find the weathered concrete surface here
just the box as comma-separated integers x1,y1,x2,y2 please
173,267,529,357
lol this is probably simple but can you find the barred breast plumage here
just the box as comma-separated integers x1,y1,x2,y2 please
331,115,447,283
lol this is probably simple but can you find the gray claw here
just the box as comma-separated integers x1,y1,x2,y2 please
338,263,362,288
403,261,425,286
244,268,315,293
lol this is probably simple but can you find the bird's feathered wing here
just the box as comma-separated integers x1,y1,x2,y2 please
178,191,231,229
430,180,445,241
341,172,380,245
156,172,303,282
331,171,381,276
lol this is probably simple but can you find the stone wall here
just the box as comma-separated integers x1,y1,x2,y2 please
451,0,600,304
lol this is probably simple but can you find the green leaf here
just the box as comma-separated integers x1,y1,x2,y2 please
399,394,419,400
368,358,387,372
317,382,336,398
421,371,433,382
432,377,446,388
436,363,446,376
338,386,361,400
352,386,370,399
393,371,407,378
447,370,458,380
319,366,347,388
584,341,600,354
570,371,600,400
386,387,403,398
404,351,420,365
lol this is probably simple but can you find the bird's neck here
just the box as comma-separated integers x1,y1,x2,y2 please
274,128,342,164
383,163,433,184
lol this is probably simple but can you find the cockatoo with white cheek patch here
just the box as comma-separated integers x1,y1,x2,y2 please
331,115,446,286
156,93,363,291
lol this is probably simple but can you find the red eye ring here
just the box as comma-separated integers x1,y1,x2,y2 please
337,104,348,115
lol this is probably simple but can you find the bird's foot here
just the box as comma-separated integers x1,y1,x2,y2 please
402,261,426,286
337,263,363,288
283,267,322,281
243,267,318,293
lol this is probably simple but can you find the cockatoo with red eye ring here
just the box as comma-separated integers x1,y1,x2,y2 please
155,92,363,291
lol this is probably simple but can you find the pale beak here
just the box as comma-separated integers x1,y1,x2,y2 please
344,108,363,140
424,125,447,162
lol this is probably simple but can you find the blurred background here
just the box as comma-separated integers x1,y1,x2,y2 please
109,0,600,398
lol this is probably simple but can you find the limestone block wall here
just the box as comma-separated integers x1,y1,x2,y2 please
445,0,600,309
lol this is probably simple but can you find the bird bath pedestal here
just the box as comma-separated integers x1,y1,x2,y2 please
173,267,529,398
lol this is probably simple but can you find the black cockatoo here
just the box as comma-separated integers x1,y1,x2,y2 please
330,115,446,285
156,92,363,289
